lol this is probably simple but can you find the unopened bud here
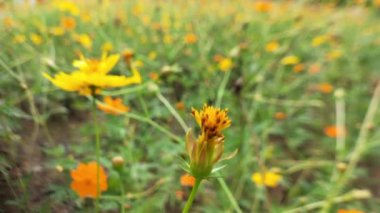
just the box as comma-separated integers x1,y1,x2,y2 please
147,82,159,92
336,162,347,172
334,88,345,99
55,165,64,173
112,156,124,167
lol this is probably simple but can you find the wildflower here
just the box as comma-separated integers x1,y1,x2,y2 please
184,33,198,44
61,16,76,31
149,72,159,81
318,83,334,94
309,63,321,74
219,58,233,72
337,209,364,213
251,171,282,188
43,53,142,95
50,27,65,36
13,34,26,44
327,50,342,60
30,33,43,45
254,1,273,13
324,125,346,138
311,35,329,47
186,105,231,179
148,51,157,60
122,49,134,64
281,55,300,65
163,34,173,44
56,1,80,16
180,174,195,187
55,165,64,173
375,0,380,7
74,34,92,49
97,96,129,115
274,112,286,120
293,63,304,73
70,162,108,198
176,101,185,111
3,16,15,28
112,156,124,167
101,42,114,53
265,41,279,52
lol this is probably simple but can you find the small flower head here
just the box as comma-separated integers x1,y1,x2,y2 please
218,58,233,72
265,41,279,53
281,55,300,65
184,33,198,44
254,1,273,13
180,174,195,187
70,162,108,198
324,125,346,138
251,171,282,188
186,105,231,179
97,96,129,115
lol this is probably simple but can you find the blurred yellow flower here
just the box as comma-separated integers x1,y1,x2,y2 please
97,96,129,115
50,27,65,36
163,34,173,44
148,51,157,60
251,171,282,188
265,41,279,52
101,42,114,53
281,55,300,65
374,0,380,7
311,35,329,47
43,53,142,95
254,1,273,13
3,16,15,29
327,50,342,60
80,11,92,23
219,58,233,72
30,33,43,45
184,33,198,44
56,1,80,16
74,34,93,49
13,35,26,44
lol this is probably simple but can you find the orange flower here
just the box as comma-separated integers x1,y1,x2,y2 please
180,174,195,187
254,1,273,13
149,72,159,81
337,209,364,213
318,83,334,94
274,112,286,120
309,63,321,74
70,162,108,198
97,96,129,115
184,33,198,44
176,101,185,111
324,125,346,138
122,49,134,64
61,16,76,31
265,41,279,53
293,63,305,73
213,54,223,62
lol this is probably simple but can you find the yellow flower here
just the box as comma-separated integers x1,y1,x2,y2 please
43,53,142,95
13,34,26,44
3,16,15,29
50,27,65,36
101,42,114,53
184,33,198,44
281,55,300,65
251,171,282,188
326,49,342,60
163,34,173,44
56,1,80,16
74,34,93,49
219,58,233,72
311,35,329,47
30,33,43,45
148,51,157,60
186,105,231,179
265,41,279,52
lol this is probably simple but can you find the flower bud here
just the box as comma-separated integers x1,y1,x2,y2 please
112,156,124,168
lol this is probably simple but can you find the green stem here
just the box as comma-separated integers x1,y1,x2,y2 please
217,176,243,213
118,172,126,213
182,178,201,213
156,91,189,132
92,96,101,213
216,70,231,107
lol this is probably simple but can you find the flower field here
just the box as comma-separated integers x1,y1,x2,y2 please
1,0,380,212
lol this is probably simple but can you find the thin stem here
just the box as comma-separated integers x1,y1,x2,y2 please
335,90,346,161
217,175,243,213
92,96,101,213
321,83,380,212
182,178,201,213
118,172,126,213
156,91,189,132
216,70,231,107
